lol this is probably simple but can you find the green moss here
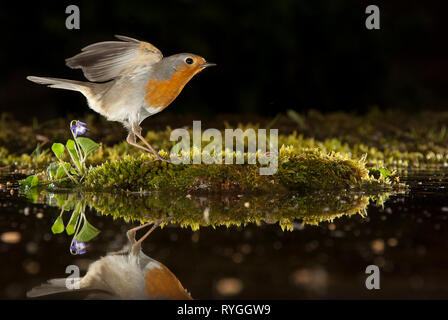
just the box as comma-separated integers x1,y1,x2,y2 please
0,146,53,173
3,109,448,176
278,132,447,168
3,109,448,172
81,147,391,193
10,109,448,194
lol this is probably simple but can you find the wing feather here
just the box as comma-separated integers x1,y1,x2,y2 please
65,35,163,82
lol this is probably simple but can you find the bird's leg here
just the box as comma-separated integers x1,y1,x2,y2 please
126,221,153,245
109,219,159,256
132,126,170,162
126,132,152,153
135,217,173,246
129,217,173,256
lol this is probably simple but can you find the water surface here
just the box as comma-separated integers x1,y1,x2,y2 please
1,169,447,299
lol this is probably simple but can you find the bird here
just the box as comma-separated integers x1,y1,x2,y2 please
27,218,193,300
27,35,216,161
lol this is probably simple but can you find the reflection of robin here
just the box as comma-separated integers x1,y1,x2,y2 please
27,218,193,300
27,35,215,161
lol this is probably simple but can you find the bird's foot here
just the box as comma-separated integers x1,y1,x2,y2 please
156,156,171,163
144,152,171,164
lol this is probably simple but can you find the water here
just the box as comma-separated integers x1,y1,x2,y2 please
0,169,447,299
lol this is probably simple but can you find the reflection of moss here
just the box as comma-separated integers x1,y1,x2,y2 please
83,148,390,193
39,190,394,230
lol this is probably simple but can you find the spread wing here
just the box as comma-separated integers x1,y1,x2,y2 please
65,35,163,82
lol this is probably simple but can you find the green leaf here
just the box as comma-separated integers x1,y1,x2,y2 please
54,195,76,211
75,220,100,242
51,215,65,234
46,162,59,181
77,137,100,157
56,163,68,179
55,164,66,180
66,139,81,170
51,143,65,160
30,175,39,187
66,203,82,235
24,188,39,203
20,174,39,188
56,163,72,179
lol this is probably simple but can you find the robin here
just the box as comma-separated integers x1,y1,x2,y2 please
27,218,193,300
27,35,216,161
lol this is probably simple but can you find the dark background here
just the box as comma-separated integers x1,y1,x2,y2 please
0,1,447,121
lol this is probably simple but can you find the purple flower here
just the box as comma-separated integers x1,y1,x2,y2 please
70,240,87,255
70,121,87,137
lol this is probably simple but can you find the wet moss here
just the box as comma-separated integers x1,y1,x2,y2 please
82,147,389,193
8,109,448,193
3,109,448,174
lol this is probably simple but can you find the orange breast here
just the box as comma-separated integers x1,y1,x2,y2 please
144,65,202,111
144,264,193,300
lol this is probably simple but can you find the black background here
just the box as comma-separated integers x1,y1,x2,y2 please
1,1,447,121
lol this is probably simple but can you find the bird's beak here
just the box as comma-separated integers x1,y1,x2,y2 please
201,62,217,68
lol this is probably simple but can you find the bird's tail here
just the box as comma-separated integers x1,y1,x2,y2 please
27,277,84,298
26,76,107,115
26,76,92,95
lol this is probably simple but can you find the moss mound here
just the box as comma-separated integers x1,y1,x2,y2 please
83,147,388,193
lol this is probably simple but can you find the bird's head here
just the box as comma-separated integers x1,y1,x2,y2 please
154,53,216,81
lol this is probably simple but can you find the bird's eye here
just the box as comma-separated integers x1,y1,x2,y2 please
185,57,194,65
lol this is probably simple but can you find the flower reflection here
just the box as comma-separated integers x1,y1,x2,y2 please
70,240,87,255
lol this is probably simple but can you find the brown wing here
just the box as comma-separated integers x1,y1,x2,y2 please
65,35,163,82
